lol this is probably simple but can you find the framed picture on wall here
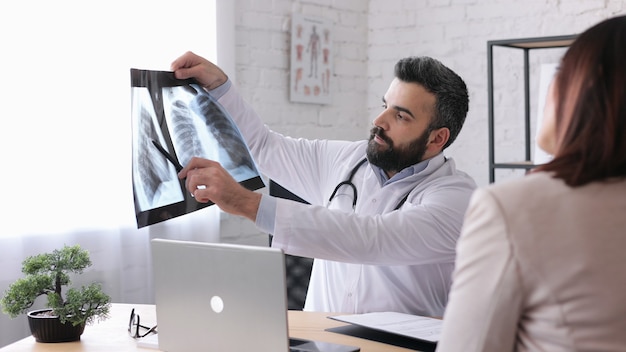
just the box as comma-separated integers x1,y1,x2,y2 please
290,13,333,104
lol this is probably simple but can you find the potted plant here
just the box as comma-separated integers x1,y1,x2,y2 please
0,244,111,343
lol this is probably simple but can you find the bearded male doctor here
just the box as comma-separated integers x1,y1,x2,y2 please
172,51,476,317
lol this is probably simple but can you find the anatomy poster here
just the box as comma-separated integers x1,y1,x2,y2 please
130,69,264,228
290,13,333,104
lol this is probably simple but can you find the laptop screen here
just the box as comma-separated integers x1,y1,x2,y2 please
151,239,290,351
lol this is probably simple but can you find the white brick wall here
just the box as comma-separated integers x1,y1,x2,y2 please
223,0,625,243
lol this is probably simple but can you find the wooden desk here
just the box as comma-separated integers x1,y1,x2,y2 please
0,303,415,352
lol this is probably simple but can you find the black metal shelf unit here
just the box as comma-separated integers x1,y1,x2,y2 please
487,34,577,183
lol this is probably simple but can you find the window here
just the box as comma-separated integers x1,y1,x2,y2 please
0,0,231,237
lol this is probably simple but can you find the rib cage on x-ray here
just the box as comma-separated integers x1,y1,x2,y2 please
163,84,257,179
132,85,185,213
169,98,208,165
138,105,171,208
191,92,256,176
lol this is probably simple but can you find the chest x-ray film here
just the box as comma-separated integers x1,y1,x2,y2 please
131,69,264,228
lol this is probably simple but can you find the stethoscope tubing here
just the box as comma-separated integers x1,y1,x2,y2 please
328,158,409,210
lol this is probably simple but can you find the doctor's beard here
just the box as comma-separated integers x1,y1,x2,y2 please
366,126,430,173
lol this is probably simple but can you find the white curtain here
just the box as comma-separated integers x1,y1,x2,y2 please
0,0,233,347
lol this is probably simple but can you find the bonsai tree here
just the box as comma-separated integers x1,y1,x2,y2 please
0,244,111,327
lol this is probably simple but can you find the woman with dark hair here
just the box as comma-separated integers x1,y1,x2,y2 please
437,15,626,351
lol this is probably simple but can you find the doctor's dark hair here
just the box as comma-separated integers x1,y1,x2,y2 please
533,15,626,186
395,56,469,150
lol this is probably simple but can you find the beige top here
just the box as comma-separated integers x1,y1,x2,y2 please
437,172,626,351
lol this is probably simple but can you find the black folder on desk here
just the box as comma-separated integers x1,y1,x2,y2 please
326,325,436,352
326,312,440,352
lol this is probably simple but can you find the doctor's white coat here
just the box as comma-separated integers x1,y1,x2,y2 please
215,82,477,317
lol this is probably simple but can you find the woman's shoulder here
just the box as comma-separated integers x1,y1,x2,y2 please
476,172,626,217
483,171,563,197
472,172,567,214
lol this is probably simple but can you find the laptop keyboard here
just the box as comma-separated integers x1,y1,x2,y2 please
289,338,308,351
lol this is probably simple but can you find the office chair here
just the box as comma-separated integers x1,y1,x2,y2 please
269,180,314,311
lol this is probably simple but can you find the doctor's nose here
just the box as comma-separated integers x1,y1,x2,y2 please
372,110,392,130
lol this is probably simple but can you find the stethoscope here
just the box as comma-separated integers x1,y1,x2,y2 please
328,158,410,210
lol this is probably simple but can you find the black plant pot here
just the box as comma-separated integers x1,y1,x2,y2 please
27,309,86,343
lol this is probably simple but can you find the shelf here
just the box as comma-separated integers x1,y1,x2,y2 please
487,34,577,183
488,35,577,49
492,161,536,170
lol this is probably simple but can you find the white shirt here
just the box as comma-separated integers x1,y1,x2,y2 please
212,81,477,317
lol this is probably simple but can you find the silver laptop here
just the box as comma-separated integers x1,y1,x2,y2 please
151,238,360,352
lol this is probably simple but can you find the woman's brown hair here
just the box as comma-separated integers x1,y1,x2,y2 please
533,15,626,186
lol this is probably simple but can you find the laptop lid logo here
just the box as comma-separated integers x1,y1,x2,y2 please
210,295,224,313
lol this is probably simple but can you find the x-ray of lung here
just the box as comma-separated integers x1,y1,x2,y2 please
131,69,264,228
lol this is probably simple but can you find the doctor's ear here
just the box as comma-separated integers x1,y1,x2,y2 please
427,127,450,150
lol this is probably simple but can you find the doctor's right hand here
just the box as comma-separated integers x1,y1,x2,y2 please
178,157,261,222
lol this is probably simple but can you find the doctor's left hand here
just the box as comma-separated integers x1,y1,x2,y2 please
178,157,261,221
